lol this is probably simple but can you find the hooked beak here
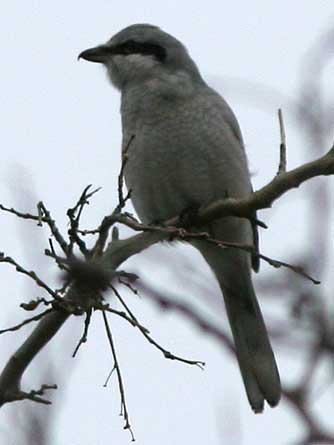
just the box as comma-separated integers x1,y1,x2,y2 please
78,44,113,63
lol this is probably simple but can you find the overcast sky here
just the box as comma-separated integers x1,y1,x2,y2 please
0,2,333,445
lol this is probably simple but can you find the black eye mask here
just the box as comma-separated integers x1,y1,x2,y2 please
114,40,167,62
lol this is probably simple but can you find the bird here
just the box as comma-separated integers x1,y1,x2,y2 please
78,24,281,412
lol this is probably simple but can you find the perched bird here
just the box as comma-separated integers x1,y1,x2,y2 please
79,24,281,412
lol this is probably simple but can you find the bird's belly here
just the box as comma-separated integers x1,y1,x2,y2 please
123,116,237,224
125,137,210,223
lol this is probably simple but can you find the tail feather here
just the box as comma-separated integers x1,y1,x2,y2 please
223,284,281,411
193,240,281,412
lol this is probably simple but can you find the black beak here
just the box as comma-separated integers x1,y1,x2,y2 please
78,45,112,63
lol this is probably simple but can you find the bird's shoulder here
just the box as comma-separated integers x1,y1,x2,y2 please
122,78,246,157
192,86,244,146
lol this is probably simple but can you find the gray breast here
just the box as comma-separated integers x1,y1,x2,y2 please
121,82,251,226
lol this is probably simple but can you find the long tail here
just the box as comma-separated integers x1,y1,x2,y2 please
193,240,281,412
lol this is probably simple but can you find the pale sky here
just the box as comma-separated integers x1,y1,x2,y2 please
0,2,333,444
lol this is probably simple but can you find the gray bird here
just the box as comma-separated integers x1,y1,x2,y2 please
79,24,281,412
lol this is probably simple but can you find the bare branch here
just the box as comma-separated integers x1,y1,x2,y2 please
0,307,69,407
198,145,334,225
103,146,334,270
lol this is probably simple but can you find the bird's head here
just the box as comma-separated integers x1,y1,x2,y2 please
78,24,202,89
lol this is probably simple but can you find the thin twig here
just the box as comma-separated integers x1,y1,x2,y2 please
91,214,117,258
203,236,320,285
102,310,135,441
109,217,320,284
118,277,139,295
90,137,136,258
117,135,135,211
103,365,116,387
111,285,205,368
255,251,320,284
46,238,69,271
67,185,101,219
37,202,70,256
77,228,100,236
20,297,51,311
0,309,54,334
95,303,150,333
14,384,58,405
66,185,101,257
0,253,61,300
72,309,93,357
0,204,44,223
